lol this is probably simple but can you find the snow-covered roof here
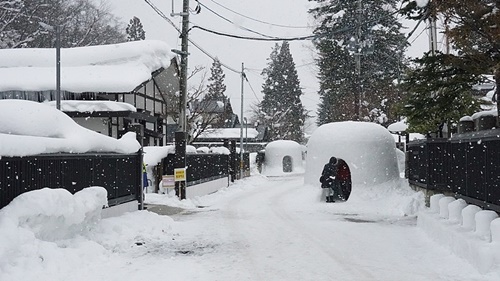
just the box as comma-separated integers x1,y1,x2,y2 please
0,100,140,156
199,128,259,139
46,100,137,112
0,40,175,93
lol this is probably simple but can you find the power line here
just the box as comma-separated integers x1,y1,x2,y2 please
196,1,280,39
143,0,241,74
244,75,261,103
207,0,311,29
191,25,320,41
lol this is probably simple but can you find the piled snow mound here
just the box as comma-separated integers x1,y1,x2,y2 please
305,121,400,186
0,187,107,242
0,100,141,156
262,140,304,176
320,179,424,217
420,195,500,274
0,187,175,280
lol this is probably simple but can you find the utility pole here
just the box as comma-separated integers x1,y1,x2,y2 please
55,25,61,110
39,22,61,110
354,0,362,121
174,0,190,200
239,63,245,179
429,17,438,55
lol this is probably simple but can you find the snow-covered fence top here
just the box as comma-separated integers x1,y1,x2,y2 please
0,40,174,93
0,100,141,157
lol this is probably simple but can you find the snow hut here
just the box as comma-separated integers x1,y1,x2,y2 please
304,121,399,187
262,140,304,176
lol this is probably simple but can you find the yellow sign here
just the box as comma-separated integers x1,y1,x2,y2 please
174,168,186,182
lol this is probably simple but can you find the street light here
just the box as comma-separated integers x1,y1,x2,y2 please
39,22,61,110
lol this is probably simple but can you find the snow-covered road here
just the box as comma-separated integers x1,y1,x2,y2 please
2,175,498,281
159,176,493,281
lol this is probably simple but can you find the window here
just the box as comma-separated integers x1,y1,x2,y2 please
283,156,293,173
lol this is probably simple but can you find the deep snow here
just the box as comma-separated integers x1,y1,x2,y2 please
0,100,140,156
0,40,174,93
1,174,499,280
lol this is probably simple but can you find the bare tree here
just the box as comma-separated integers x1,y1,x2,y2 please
0,0,125,49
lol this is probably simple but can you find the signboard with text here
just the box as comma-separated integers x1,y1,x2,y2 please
174,168,186,182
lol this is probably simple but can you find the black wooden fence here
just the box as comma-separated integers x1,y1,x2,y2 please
407,129,500,212
0,152,142,209
161,151,251,186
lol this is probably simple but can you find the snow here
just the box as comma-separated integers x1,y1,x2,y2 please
46,100,137,112
460,116,474,122
261,140,304,176
0,40,174,93
416,0,429,8
1,174,499,280
1,117,499,279
143,145,175,167
199,127,259,139
387,119,408,132
472,109,498,119
305,121,400,186
420,195,500,274
0,100,140,156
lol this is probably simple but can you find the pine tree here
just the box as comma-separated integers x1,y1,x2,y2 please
399,52,481,134
205,58,227,100
202,58,229,128
259,41,307,143
310,0,407,126
126,16,146,41
398,0,500,133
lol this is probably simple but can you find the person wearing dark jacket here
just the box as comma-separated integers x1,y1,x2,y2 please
320,156,339,202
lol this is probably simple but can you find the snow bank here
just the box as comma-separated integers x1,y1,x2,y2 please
0,100,141,156
0,187,107,242
305,121,400,186
419,195,500,274
262,140,304,176
0,40,174,93
46,100,137,112
143,145,175,167
329,178,424,216
0,187,175,281
199,128,259,139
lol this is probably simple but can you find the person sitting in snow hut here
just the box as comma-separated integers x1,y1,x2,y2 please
320,156,340,202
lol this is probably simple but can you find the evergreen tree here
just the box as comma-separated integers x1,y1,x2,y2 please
398,0,500,133
205,58,227,100
259,41,307,143
126,16,146,41
310,0,407,126
398,52,481,134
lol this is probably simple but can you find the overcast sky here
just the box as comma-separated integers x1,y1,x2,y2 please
107,0,430,127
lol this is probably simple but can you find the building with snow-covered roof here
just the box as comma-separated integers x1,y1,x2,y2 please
304,121,400,187
262,140,304,176
0,40,180,146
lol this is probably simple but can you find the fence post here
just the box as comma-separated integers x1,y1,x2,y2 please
129,123,144,210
